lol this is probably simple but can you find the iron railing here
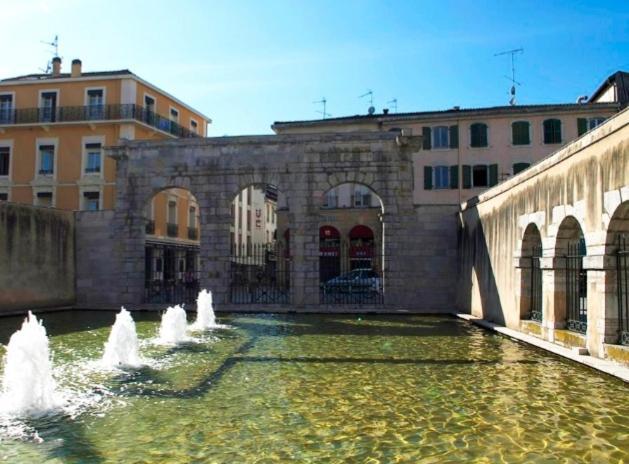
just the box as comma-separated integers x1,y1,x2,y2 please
188,227,199,240
230,242,290,304
0,104,199,138
566,240,587,334
144,243,199,305
320,241,384,305
529,245,543,322
617,235,629,345
167,223,179,237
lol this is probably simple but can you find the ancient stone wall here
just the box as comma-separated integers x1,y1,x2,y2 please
458,108,629,358
75,210,120,308
93,132,458,312
0,202,75,312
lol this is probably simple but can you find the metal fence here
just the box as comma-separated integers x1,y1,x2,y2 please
565,240,587,334
319,241,384,305
529,245,543,322
229,243,290,304
617,235,629,345
144,243,200,305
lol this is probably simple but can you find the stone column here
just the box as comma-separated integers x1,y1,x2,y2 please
110,151,148,307
288,187,319,308
197,185,232,306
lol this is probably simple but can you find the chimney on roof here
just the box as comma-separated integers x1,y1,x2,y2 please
71,59,82,78
52,57,61,77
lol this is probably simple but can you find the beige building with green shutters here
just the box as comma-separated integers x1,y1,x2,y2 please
272,71,627,206
273,103,617,205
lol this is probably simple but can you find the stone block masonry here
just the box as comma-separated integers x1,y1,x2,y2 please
94,131,459,312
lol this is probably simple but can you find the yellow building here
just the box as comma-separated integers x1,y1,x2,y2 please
0,56,209,219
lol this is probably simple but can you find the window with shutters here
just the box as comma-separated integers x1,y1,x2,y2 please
513,162,530,175
588,117,605,130
434,166,449,189
82,191,100,211
543,119,562,144
0,146,10,177
470,123,488,147
512,121,530,145
38,144,55,175
473,165,488,187
449,165,459,189
86,88,104,120
35,191,53,207
432,126,449,149
84,142,102,175
0,94,13,124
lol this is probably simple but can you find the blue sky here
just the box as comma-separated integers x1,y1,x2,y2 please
1,0,627,135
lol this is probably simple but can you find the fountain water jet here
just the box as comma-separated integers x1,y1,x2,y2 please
102,307,142,368
0,312,60,416
191,289,217,330
158,305,189,344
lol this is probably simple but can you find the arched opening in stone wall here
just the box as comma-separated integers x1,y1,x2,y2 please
554,216,587,334
319,182,384,304
520,223,543,322
604,200,629,345
229,183,289,304
144,187,200,304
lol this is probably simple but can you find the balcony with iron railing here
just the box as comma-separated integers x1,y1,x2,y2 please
167,222,179,237
0,104,199,138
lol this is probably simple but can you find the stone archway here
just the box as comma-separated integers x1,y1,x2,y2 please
604,200,629,345
519,223,543,321
553,216,587,333
106,132,420,309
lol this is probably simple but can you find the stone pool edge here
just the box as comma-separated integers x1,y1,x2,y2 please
454,313,629,384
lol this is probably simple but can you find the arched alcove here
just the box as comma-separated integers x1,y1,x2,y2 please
520,223,543,321
604,200,629,345
229,183,289,304
319,182,384,304
554,216,587,333
144,187,200,304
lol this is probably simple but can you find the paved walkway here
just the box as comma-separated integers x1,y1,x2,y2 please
455,313,629,383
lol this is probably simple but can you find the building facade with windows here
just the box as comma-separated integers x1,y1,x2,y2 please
0,57,210,210
272,102,618,205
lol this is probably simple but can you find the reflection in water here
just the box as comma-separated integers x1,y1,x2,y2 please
0,313,627,463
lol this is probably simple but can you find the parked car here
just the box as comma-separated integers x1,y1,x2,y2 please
322,269,382,294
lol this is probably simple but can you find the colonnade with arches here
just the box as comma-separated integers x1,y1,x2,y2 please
515,199,629,356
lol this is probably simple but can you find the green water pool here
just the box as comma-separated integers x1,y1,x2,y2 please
0,312,627,463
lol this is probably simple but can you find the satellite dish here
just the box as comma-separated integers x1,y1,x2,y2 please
368,106,375,115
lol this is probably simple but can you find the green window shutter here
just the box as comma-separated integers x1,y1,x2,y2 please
577,118,587,136
544,119,561,144
462,165,472,189
489,164,498,186
513,162,530,175
449,125,459,148
423,166,433,190
422,127,432,150
470,123,488,147
449,165,459,189
512,121,530,145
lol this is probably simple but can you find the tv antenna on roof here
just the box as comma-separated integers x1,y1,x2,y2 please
494,47,523,106
359,89,375,114
387,98,398,113
40,35,60,73
313,97,331,119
